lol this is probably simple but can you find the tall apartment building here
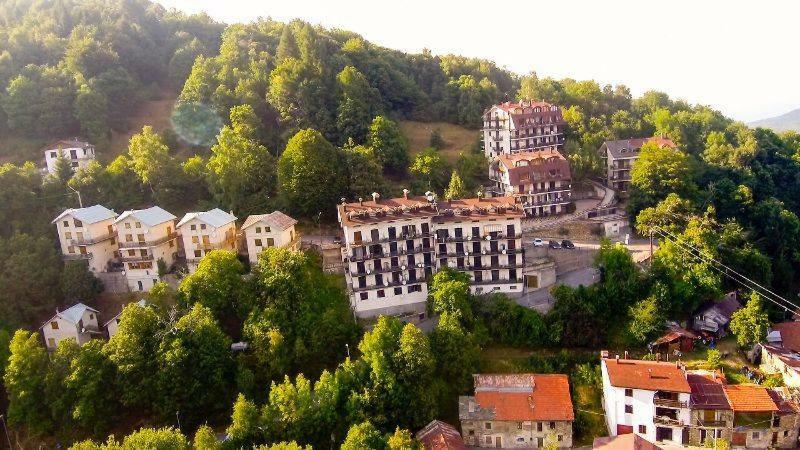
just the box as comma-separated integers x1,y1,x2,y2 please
114,206,178,291
482,100,566,159
53,205,119,273
489,150,572,217
598,137,676,193
241,211,299,265
176,208,237,273
337,192,524,318
44,138,96,173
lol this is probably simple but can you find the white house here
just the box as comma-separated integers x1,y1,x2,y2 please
176,208,237,273
105,299,147,338
241,211,299,265
114,206,178,291
44,138,96,173
40,303,102,350
600,354,691,446
53,205,119,273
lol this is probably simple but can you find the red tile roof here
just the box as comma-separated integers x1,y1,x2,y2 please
723,385,779,412
416,420,467,450
603,358,691,393
771,322,800,352
593,434,663,450
472,374,574,421
495,150,572,187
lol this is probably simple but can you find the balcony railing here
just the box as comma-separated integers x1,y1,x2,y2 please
350,262,433,277
119,232,178,249
653,416,683,427
472,278,521,286
451,262,524,271
69,231,116,246
120,254,154,263
349,277,428,293
349,246,434,262
698,419,727,428
436,233,523,243
442,248,523,257
653,398,687,409
63,253,93,261
350,231,432,247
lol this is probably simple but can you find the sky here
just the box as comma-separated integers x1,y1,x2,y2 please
154,0,800,122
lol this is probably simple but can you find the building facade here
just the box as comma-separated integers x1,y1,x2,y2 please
338,192,524,318
105,300,147,338
482,100,566,159
53,205,119,273
40,303,101,350
177,208,237,273
241,211,299,265
44,138,96,173
489,150,572,217
459,373,574,448
598,137,676,193
114,206,178,291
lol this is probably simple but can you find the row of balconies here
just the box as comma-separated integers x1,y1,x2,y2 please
435,233,522,243
440,247,523,257
350,231,432,247
118,232,179,249
350,262,435,277
448,262,524,271
69,231,117,246
350,276,428,293
349,246,434,262
120,254,154,263
510,130,561,139
472,277,521,286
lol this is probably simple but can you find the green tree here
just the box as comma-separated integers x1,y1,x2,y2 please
443,170,468,200
368,116,409,174
127,125,173,193
627,295,664,345
193,425,220,450
276,24,300,62
409,148,450,193
706,349,721,369
387,428,419,450
61,260,104,302
66,340,119,432
0,233,62,327
75,85,109,144
430,311,480,393
343,144,387,198
429,128,444,150
336,66,381,144
4,330,52,434
629,141,696,216
226,393,260,446
341,422,386,450
730,293,770,348
179,249,246,320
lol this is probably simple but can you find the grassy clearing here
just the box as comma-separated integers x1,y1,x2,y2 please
398,120,479,166
107,87,183,162
0,134,49,165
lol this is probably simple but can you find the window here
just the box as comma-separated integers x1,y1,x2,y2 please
265,226,271,232
785,431,789,437
625,388,633,397
267,238,275,247
517,422,523,430
549,422,555,430
516,437,524,443
377,290,385,298
200,224,206,230
255,227,261,233
485,437,491,445
47,338,56,347
752,432,760,439
63,220,69,227
190,224,196,230
137,234,145,243
67,246,75,254
127,250,135,256
135,222,141,228
557,435,563,442
537,423,542,432
255,239,262,247
468,430,474,436
359,292,368,301
74,219,82,227
65,231,72,239
125,222,131,229
194,250,202,258
484,423,491,430
51,321,59,330
89,313,94,320
624,405,633,414
192,236,199,243
638,425,646,434
394,287,402,295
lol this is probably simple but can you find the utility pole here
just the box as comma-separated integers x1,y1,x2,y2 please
67,184,82,208
649,228,654,265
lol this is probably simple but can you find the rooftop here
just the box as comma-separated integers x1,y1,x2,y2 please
687,371,730,410
461,373,574,422
770,321,800,352
415,420,466,450
603,358,691,393
41,302,98,329
177,208,237,229
44,137,92,150
115,206,177,227
53,205,117,225
241,211,298,231
723,384,779,413
601,136,676,159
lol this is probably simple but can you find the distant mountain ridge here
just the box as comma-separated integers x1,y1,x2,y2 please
749,108,800,132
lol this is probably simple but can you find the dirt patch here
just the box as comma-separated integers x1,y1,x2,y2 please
398,120,479,165
106,88,183,162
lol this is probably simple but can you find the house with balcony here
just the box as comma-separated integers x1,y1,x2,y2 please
44,138,96,173
488,150,572,217
53,204,119,273
337,191,525,318
686,370,733,446
241,211,299,265
459,373,574,448
598,137,676,194
177,208,237,273
114,206,177,291
40,303,102,350
482,100,566,159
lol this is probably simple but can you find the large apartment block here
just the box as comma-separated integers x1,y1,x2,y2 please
337,192,524,318
44,138,96,173
115,206,178,291
176,208,237,273
489,150,572,217
53,205,119,273
599,137,676,193
482,100,566,159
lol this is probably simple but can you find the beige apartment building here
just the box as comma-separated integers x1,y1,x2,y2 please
40,303,102,350
53,205,119,273
482,100,566,159
241,211,299,265
177,208,237,273
337,192,524,318
489,150,572,217
114,206,178,291
599,137,676,193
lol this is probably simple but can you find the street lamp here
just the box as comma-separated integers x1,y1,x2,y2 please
0,414,12,450
345,343,350,359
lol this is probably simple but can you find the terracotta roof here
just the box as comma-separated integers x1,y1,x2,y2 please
469,374,574,421
495,149,571,187
593,434,663,450
492,100,558,113
771,322,800,352
723,385,779,412
687,372,730,410
241,211,298,231
433,197,524,223
603,358,691,393
652,325,698,346
601,136,676,159
416,420,466,450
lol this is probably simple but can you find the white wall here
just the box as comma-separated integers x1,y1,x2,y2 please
178,217,236,273
116,217,176,291
245,222,297,265
41,309,99,350
44,146,95,173
55,214,118,272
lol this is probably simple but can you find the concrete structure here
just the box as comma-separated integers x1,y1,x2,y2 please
40,303,101,350
489,150,572,217
104,299,147,338
482,100,566,158
44,138,96,173
416,420,467,450
241,211,299,265
598,137,676,193
337,191,524,318
177,208,237,273
459,373,574,448
114,206,177,291
53,205,119,273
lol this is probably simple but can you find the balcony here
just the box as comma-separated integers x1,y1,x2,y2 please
653,398,687,409
471,278,521,286
698,419,727,428
69,231,116,246
350,231,432,247
436,233,523,243
442,248,524,257
451,262,524,271
63,253,93,261
350,262,434,277
119,232,178,249
349,276,428,293
653,416,683,427
120,254,154,263
349,246,434,262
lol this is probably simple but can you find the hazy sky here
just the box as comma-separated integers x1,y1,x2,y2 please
155,0,799,122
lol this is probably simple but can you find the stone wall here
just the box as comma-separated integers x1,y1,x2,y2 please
460,419,572,448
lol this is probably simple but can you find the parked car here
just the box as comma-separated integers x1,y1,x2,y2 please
561,239,575,249
549,240,561,249
533,238,544,247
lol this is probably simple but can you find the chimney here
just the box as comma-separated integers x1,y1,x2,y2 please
358,197,363,206
402,189,409,200
615,354,619,362
371,192,380,203
600,350,609,359
624,351,629,360
656,353,661,362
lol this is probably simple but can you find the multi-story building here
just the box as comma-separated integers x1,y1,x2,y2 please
459,373,574,448
44,138,96,173
489,150,572,217
598,137,676,193
53,204,119,273
482,100,566,159
176,208,237,273
40,303,102,350
114,206,178,291
337,192,524,318
241,211,299,265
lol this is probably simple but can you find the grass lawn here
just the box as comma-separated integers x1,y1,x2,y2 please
674,337,758,385
398,120,479,166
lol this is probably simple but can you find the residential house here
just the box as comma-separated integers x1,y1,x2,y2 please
691,292,741,338
114,206,178,291
686,370,733,446
488,150,572,217
177,208,237,273
458,373,574,448
53,205,119,273
241,211,299,265
598,137,676,194
40,303,102,350
104,299,147,338
650,323,698,356
338,191,525,318
44,138,96,173
723,384,795,448
416,420,467,450
482,100,566,158
759,321,800,387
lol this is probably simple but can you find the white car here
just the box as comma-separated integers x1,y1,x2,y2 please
533,238,544,247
